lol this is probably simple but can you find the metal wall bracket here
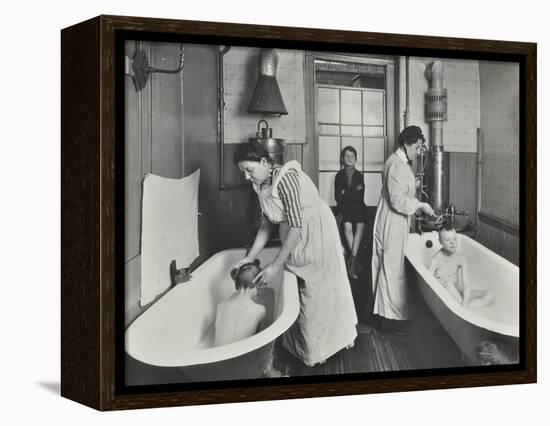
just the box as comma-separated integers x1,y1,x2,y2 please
126,45,185,91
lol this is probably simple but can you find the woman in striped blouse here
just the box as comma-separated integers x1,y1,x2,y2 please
233,141,358,367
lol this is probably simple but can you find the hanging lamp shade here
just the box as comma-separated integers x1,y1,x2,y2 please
248,49,288,115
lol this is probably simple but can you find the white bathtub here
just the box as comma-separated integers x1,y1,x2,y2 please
125,247,299,384
405,231,519,365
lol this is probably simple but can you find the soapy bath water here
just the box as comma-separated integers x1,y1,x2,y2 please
422,250,517,328
468,290,514,327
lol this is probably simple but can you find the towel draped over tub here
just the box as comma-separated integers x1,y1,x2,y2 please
253,160,358,366
140,170,200,306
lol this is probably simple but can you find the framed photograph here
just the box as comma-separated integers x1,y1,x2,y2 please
61,15,536,411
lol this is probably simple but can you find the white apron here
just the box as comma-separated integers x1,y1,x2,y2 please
371,151,419,320
254,161,358,366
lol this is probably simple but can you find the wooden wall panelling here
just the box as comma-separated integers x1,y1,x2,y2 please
183,44,220,259
151,42,184,178
449,152,478,227
124,40,142,263
285,143,303,164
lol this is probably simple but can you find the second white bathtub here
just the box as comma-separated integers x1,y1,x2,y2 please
405,231,519,365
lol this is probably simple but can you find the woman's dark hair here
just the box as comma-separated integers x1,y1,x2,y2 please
233,141,273,165
398,125,425,147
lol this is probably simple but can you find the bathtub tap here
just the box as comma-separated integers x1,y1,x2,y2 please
444,203,470,226
169,256,202,286
416,203,472,234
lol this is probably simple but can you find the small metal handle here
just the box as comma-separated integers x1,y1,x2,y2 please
170,259,192,286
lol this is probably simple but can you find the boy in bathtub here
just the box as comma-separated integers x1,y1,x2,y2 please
214,259,267,346
429,222,494,308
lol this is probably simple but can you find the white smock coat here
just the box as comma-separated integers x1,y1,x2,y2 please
253,161,358,366
371,149,419,320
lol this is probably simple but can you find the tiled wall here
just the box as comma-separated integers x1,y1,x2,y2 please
449,152,478,226
402,57,480,153
477,61,520,265
477,221,519,265
479,61,520,226
223,46,307,144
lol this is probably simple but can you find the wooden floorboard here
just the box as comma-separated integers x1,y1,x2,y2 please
272,304,466,377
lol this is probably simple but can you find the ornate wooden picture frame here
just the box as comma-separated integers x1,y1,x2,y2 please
61,15,536,410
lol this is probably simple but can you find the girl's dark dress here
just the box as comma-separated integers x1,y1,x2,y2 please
334,168,367,224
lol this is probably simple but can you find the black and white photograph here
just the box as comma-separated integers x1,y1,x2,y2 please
4,0,547,421
122,39,521,387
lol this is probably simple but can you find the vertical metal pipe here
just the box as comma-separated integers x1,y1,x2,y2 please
431,147,449,211
403,56,410,128
476,127,483,225
426,61,448,212
218,46,231,190
428,61,444,148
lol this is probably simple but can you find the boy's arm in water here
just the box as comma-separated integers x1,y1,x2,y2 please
430,251,462,304
446,278,463,304
458,255,471,307
428,251,440,275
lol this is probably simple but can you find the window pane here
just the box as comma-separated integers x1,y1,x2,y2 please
364,137,385,171
318,172,337,206
341,90,362,125
363,126,384,137
341,137,363,171
363,172,383,206
363,90,384,125
319,136,341,170
318,88,339,123
341,125,362,136
319,124,340,135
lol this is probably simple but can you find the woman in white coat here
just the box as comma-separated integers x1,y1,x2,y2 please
371,126,435,324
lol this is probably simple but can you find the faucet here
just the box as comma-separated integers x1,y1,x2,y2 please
415,215,425,235
170,260,191,286
169,256,201,286
444,203,470,226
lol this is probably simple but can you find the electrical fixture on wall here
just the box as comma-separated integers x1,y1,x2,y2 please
248,49,288,115
125,45,185,91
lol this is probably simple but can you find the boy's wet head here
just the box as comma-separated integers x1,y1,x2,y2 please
231,260,261,290
438,221,457,253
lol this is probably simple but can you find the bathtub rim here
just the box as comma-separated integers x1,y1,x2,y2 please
406,231,519,338
125,248,300,368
